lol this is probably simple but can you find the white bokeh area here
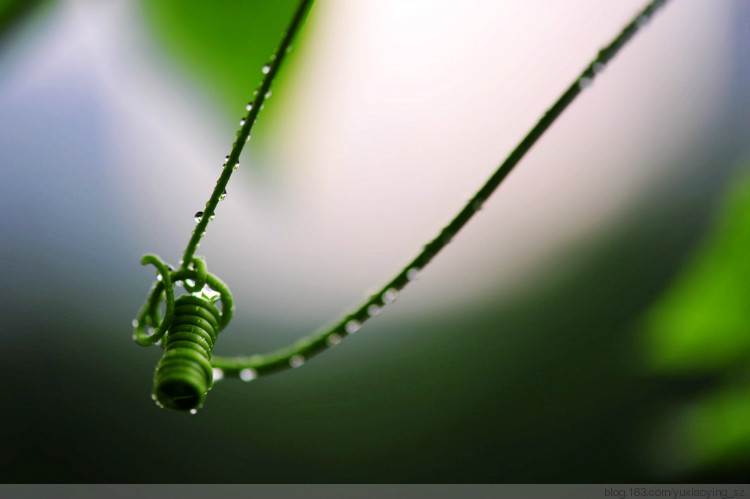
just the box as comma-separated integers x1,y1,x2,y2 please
0,0,742,343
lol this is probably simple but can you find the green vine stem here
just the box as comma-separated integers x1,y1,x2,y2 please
210,0,672,379
135,0,672,405
180,0,314,270
133,0,313,411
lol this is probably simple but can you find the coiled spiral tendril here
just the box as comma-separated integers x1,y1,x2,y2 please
154,295,220,411
133,254,233,412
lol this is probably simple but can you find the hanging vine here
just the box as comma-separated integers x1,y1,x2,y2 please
133,0,671,412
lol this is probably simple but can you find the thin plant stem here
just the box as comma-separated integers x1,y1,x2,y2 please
210,0,672,378
134,0,315,412
180,0,314,270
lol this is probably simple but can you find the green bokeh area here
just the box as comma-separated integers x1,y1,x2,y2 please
644,167,750,476
137,0,306,137
645,172,750,373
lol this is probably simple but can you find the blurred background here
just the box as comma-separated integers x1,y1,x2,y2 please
0,0,748,483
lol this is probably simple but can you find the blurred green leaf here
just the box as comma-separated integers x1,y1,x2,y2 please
643,164,750,476
0,0,47,45
653,381,750,474
137,1,305,130
682,383,750,469
644,166,750,372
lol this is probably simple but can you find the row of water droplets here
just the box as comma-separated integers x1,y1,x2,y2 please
324,266,420,347
209,266,422,383
190,51,284,229
578,8,656,91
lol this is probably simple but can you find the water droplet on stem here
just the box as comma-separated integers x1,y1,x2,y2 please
382,288,398,304
240,368,257,381
345,320,361,334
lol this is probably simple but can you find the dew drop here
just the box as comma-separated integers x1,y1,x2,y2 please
579,77,592,90
262,64,271,74
593,62,606,75
131,319,139,328
220,190,227,200
224,155,230,165
209,214,215,221
189,408,198,415
265,90,272,99
637,15,650,29
185,278,195,288
246,102,253,111
131,333,137,341
239,368,257,381
147,326,155,335
212,368,224,382
472,199,484,211
367,304,381,317
246,133,252,143
345,320,361,334
240,118,246,126
382,288,398,304
327,334,342,346
156,273,163,281
289,355,305,368
151,393,157,401
233,161,240,171
194,211,203,223
407,268,420,281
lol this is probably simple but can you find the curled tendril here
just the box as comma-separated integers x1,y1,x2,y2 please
182,257,207,293
133,254,234,346
133,255,174,346
134,254,235,411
